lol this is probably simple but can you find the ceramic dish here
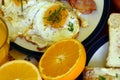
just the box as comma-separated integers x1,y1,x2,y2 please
10,0,110,58
86,34,109,67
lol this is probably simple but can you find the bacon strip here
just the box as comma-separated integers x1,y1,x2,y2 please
68,0,96,14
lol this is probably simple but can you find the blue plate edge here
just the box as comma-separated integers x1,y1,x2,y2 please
82,0,110,47
86,34,109,66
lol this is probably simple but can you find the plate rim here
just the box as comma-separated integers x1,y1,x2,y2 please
82,0,110,47
10,0,110,59
86,34,108,66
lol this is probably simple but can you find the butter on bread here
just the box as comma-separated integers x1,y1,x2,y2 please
83,67,120,80
106,13,120,67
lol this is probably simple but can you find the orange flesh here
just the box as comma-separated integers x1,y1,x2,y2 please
0,19,7,47
0,18,9,66
0,60,40,80
69,0,96,14
0,42,9,66
42,42,79,77
43,5,68,28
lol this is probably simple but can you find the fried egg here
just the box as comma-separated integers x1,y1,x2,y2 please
1,0,44,40
1,0,38,16
1,0,80,50
26,1,80,48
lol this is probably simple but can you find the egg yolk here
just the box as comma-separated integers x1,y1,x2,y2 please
43,4,68,28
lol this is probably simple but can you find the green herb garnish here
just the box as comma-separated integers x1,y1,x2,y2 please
20,0,28,12
119,57,120,59
20,0,23,12
116,73,118,78
68,22,74,32
46,6,66,24
99,75,106,80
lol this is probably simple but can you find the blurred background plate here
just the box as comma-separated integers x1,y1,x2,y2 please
10,0,110,58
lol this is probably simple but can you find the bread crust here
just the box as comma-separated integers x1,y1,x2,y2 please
106,13,120,67
83,67,120,80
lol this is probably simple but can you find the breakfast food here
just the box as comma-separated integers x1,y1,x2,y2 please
25,1,80,49
0,0,39,41
39,39,86,80
0,0,96,51
0,60,42,80
0,0,80,49
68,0,96,14
83,67,120,80
83,13,120,80
0,41,9,66
106,13,120,67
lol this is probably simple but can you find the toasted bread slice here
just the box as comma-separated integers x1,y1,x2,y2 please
83,67,120,80
106,13,120,67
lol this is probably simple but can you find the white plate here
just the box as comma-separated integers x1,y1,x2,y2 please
88,42,108,67
11,0,110,58
86,34,109,67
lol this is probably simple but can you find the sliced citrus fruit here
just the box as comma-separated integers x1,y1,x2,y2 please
0,17,8,47
0,43,9,65
39,39,86,80
0,17,9,66
0,60,42,80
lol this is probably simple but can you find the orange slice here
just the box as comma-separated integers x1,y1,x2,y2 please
0,18,9,66
0,60,42,80
39,39,86,80
0,42,9,65
0,17,8,47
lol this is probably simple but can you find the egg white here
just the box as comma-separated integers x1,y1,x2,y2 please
34,2,79,41
2,0,44,40
1,0,38,16
26,1,80,48
1,0,80,49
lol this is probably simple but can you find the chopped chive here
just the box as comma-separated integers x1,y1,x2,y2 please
116,73,118,78
99,75,106,80
46,6,66,24
20,0,28,12
68,22,74,32
20,0,23,12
